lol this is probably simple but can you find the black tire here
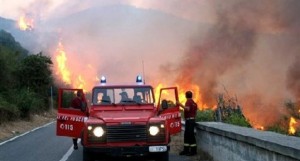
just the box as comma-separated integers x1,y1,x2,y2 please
155,152,169,161
83,147,94,161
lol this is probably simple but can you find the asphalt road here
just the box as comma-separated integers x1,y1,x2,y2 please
0,122,194,161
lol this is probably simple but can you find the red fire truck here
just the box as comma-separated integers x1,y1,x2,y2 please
56,76,181,161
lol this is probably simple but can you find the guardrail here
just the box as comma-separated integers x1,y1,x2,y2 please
195,122,300,161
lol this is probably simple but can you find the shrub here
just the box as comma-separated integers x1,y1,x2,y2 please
266,124,287,135
14,89,44,120
196,109,215,122
0,96,19,123
224,112,252,127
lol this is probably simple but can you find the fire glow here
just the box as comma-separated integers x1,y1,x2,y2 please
18,15,34,31
288,117,297,135
55,42,99,92
154,83,208,110
55,42,71,85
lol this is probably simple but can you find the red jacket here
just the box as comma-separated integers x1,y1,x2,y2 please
184,99,197,119
71,97,82,109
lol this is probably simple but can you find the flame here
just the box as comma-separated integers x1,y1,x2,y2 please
254,125,264,131
18,15,34,31
54,42,101,92
154,83,164,102
55,42,71,84
74,75,86,90
288,117,297,135
154,83,208,110
177,84,209,110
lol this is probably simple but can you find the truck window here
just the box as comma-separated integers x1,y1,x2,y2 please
60,90,84,111
92,87,154,105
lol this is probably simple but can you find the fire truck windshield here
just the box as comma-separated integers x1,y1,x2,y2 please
92,87,154,105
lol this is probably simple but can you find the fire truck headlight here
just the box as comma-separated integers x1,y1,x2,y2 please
93,127,104,137
149,126,160,136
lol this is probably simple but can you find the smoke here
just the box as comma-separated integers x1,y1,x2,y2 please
174,0,300,126
287,56,300,102
2,0,300,126
3,1,203,87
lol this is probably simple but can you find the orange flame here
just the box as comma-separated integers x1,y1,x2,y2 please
18,15,34,31
55,42,71,84
54,42,101,92
254,125,264,131
154,83,208,110
288,117,297,135
74,75,86,90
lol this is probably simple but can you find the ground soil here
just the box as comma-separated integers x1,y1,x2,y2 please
0,109,56,142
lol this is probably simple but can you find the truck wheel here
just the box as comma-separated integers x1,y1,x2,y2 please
83,148,94,161
155,152,169,161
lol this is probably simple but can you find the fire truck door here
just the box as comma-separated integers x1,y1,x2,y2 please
157,87,181,135
56,88,88,138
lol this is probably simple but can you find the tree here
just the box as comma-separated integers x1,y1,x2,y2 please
17,53,53,109
0,30,26,93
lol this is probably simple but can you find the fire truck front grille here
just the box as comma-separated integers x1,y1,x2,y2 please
106,125,147,142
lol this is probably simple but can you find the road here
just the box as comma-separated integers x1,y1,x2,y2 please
0,122,194,161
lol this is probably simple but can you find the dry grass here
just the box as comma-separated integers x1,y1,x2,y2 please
0,110,56,142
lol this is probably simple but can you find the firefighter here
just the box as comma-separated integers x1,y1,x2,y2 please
177,91,197,156
71,90,83,150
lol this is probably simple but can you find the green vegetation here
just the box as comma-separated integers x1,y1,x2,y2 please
0,30,54,122
265,102,300,137
195,109,215,122
196,108,251,127
195,105,299,137
223,112,252,127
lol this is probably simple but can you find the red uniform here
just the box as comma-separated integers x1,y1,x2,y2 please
71,97,82,109
184,99,197,119
181,98,197,156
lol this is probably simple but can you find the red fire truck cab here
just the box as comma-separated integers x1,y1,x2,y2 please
56,76,181,161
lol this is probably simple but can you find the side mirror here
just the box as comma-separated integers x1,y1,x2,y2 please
161,99,168,110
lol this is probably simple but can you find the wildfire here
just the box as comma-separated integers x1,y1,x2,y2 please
18,15,34,31
288,117,297,135
74,75,86,90
154,83,208,110
254,125,264,131
55,42,71,84
54,42,100,92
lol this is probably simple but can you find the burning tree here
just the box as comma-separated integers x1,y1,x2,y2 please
285,101,300,136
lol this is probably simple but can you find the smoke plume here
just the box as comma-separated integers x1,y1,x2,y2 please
1,0,300,126
175,0,300,126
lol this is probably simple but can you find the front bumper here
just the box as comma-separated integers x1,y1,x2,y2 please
84,145,169,157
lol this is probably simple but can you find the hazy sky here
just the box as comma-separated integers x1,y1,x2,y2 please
0,0,214,23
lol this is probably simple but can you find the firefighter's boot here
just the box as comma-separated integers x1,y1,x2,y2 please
73,138,78,150
186,146,197,156
179,146,189,155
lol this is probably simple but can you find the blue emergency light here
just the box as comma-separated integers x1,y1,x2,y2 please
100,76,106,85
136,75,143,84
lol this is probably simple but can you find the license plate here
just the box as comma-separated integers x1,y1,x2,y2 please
149,146,167,152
